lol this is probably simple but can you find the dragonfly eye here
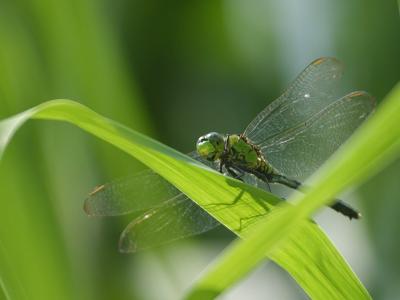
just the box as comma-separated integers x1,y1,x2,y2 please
196,139,215,160
196,132,225,161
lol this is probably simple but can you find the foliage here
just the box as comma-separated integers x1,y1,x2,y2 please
3,84,400,298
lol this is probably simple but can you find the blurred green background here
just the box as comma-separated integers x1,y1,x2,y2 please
0,0,399,299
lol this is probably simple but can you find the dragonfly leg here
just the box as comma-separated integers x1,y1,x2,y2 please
226,166,244,182
248,168,273,192
219,134,231,173
265,181,272,192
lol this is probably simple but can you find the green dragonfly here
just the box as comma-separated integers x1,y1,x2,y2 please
85,57,375,253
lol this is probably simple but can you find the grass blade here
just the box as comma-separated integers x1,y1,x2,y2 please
0,98,375,299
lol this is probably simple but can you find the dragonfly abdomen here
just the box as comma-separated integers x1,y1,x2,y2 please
256,160,279,178
269,174,361,220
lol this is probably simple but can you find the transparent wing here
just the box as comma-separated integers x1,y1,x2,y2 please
84,169,184,216
84,151,222,251
244,57,375,180
119,194,220,253
119,174,274,253
244,57,344,143
84,151,204,216
118,173,272,252
257,91,375,179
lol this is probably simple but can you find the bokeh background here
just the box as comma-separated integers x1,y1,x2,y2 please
0,1,399,299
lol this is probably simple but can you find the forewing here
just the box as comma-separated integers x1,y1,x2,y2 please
84,151,212,217
119,194,220,252
85,151,223,251
84,151,208,216
244,57,343,144
84,168,183,216
260,91,375,179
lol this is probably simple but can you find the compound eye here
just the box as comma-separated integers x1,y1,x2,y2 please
196,139,215,157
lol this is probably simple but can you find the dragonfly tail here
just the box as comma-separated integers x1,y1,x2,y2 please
272,174,361,220
330,200,361,220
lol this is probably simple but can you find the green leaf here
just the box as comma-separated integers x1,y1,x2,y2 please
186,82,400,299
0,99,372,299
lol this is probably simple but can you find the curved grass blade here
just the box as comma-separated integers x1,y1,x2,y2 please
0,99,371,299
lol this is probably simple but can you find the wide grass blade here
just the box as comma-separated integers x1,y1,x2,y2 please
0,98,374,299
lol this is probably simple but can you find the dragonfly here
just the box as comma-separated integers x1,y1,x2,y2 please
85,57,375,253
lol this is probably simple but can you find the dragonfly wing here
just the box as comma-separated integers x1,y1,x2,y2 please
118,170,285,253
244,57,344,144
85,150,221,251
84,151,211,216
259,91,375,179
84,169,184,216
119,194,220,253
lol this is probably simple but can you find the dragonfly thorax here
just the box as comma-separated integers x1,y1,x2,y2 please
226,134,278,177
225,134,260,168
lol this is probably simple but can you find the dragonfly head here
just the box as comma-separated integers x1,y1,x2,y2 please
196,132,225,161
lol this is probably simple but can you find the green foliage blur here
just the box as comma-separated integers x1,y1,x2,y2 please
0,0,398,299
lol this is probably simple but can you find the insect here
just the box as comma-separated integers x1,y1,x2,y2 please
85,57,375,253
196,132,360,219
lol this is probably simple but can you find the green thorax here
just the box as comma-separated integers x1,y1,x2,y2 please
226,134,277,175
